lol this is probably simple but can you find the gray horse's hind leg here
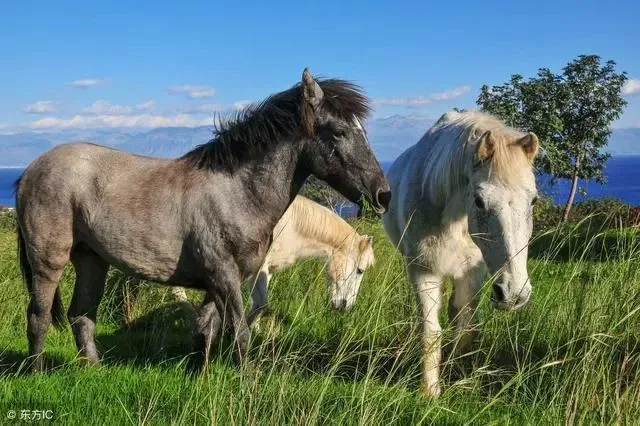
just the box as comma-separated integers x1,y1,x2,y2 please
68,248,108,365
27,266,67,371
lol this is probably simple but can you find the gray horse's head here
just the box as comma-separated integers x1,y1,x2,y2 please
299,68,391,214
467,129,540,310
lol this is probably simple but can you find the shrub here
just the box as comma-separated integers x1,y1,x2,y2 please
299,176,345,210
533,196,638,233
0,208,16,231
533,195,564,231
569,197,636,230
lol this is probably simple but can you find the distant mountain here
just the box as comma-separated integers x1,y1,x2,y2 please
1,116,638,166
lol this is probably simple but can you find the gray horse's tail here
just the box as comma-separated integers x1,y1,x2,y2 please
15,179,65,330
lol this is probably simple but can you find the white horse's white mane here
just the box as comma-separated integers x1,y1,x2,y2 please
419,110,534,206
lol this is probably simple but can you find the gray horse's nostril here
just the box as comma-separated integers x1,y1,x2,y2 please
492,284,506,302
375,189,392,212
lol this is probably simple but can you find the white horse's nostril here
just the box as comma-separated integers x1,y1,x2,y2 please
492,283,507,302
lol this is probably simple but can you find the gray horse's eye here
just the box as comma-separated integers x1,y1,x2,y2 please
334,130,347,139
474,195,485,210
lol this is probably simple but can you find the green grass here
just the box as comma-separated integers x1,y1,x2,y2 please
0,220,639,425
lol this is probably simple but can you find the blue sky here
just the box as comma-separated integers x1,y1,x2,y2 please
2,0,639,132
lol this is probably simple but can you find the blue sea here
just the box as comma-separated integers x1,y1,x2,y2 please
2,156,640,207
0,168,23,207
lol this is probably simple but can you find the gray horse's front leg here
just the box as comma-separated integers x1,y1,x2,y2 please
188,291,222,373
191,279,250,369
247,271,270,327
221,282,251,362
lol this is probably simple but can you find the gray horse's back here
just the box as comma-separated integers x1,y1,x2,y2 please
18,142,161,207
16,142,186,280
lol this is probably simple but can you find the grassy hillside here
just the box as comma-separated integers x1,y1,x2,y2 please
0,221,639,424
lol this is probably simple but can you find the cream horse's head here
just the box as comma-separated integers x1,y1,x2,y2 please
326,234,375,311
467,130,540,310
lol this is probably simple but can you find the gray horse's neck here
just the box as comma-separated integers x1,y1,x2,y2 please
235,138,310,226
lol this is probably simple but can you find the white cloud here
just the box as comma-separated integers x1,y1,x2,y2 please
184,103,230,114
375,85,472,107
185,100,253,114
168,85,216,99
622,79,640,96
83,100,132,115
24,100,58,114
83,100,156,115
135,100,155,111
30,113,212,130
69,78,107,88
233,100,253,110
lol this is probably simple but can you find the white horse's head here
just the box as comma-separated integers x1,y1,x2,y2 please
467,129,539,310
326,234,375,311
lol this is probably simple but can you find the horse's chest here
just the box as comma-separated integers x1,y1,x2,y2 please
235,235,272,279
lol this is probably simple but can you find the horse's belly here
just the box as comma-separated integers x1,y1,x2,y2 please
78,224,183,283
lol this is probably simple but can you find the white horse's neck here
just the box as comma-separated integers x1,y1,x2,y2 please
263,204,355,274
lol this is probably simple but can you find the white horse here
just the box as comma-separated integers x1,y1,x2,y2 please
172,195,376,324
382,110,539,396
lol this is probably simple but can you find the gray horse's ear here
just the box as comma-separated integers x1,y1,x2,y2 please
302,67,324,109
475,130,495,165
518,132,540,161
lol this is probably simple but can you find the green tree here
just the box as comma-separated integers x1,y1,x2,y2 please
299,176,345,210
477,55,627,221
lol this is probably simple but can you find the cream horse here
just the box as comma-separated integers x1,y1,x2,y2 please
382,110,539,396
172,195,375,324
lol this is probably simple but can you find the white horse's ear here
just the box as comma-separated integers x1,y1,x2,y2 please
475,130,495,164
518,132,540,161
359,235,373,251
302,67,324,109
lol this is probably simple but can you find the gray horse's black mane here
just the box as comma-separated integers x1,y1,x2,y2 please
182,79,371,172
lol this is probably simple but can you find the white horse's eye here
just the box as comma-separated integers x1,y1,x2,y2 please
474,195,485,210
356,268,364,274
531,196,539,206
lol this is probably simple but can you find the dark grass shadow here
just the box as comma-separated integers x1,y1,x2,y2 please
96,301,198,368
0,349,67,376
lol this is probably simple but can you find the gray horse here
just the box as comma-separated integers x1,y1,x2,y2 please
14,68,391,371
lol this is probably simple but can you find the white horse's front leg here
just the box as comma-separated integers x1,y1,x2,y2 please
247,271,270,326
408,263,443,397
450,263,486,355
